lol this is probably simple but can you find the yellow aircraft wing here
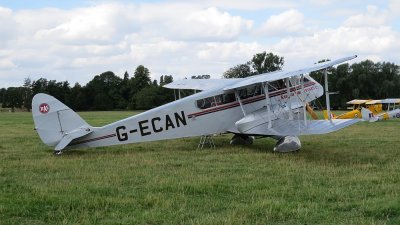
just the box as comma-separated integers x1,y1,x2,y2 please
346,99,371,105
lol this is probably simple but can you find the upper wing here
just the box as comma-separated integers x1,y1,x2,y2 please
346,99,371,105
380,98,400,104
163,78,242,91
365,100,382,105
223,55,357,91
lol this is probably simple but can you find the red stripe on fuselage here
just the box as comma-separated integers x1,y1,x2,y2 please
69,133,117,146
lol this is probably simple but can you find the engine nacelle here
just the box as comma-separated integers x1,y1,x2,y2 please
273,136,301,153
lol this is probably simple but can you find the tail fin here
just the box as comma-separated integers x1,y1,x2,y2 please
32,93,93,150
361,108,377,122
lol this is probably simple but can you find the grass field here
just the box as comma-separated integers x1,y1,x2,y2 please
1,111,400,225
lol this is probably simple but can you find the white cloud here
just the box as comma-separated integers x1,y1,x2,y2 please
343,5,389,28
0,2,256,87
197,42,261,61
389,0,400,14
0,1,399,88
177,7,253,41
0,59,16,69
0,7,18,44
186,0,295,10
258,9,305,36
134,4,253,41
34,4,138,45
272,25,400,69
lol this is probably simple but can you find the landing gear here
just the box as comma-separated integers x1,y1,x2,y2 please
230,134,254,145
273,136,301,153
54,150,63,156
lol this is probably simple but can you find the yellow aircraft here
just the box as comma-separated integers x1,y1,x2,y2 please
362,99,400,122
324,99,383,119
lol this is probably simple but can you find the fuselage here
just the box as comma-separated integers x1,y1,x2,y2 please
70,75,323,149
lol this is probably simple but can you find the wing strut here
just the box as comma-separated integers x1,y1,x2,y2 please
262,82,272,128
285,78,293,120
234,89,246,116
324,69,332,120
301,75,307,126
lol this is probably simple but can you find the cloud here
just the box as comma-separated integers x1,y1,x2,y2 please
176,7,253,41
389,0,400,14
0,59,16,69
343,5,389,28
271,25,400,70
0,7,18,44
197,42,261,61
33,4,139,45
0,1,399,88
258,9,305,36
185,0,295,10
0,2,256,87
134,4,253,41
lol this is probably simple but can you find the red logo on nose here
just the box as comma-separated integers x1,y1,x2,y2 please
39,103,50,114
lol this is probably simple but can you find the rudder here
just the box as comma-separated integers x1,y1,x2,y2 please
32,93,93,150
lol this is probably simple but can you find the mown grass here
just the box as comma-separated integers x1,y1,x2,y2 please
1,111,400,225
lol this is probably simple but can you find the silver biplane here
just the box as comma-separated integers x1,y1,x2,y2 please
32,55,359,155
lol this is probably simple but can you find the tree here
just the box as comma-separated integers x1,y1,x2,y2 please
191,75,211,79
251,52,284,75
133,65,151,90
134,85,175,110
85,71,123,110
22,78,33,111
3,87,24,112
160,75,173,86
127,65,152,109
69,83,87,111
0,88,5,107
31,78,48,96
118,71,131,109
223,52,284,78
223,63,252,78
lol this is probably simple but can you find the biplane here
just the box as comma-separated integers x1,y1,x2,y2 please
361,99,400,122
32,55,359,155
324,99,383,119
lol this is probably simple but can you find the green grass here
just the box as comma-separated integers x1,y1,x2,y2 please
1,111,400,225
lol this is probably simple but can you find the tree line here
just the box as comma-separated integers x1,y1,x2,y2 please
0,65,175,111
1,52,399,111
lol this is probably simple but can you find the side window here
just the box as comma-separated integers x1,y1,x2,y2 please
196,94,226,109
247,84,261,97
223,93,235,104
196,99,206,109
268,81,279,91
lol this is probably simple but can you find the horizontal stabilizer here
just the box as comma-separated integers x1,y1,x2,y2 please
55,126,93,150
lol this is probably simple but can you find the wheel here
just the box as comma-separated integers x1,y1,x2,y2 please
54,150,63,156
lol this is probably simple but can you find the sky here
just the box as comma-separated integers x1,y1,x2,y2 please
0,0,399,88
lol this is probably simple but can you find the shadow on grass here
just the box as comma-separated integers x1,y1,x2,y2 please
46,131,396,169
